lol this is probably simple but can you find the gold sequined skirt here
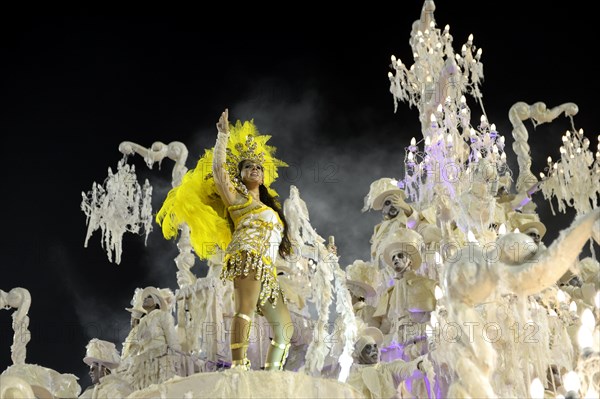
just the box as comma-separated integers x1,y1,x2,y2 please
220,249,286,314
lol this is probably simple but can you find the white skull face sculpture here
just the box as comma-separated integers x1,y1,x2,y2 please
382,195,400,220
89,362,109,385
524,227,541,245
358,342,379,365
391,251,412,275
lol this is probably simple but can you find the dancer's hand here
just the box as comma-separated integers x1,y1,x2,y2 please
217,108,229,134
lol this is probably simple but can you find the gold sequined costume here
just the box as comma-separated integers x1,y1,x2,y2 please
220,195,286,311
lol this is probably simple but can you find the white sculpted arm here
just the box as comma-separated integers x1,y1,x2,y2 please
499,208,599,296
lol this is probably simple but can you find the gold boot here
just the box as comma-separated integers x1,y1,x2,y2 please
264,339,290,371
230,312,252,370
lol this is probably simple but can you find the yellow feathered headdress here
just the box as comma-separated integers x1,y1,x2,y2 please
155,119,287,260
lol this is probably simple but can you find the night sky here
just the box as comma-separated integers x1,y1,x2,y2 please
2,2,598,387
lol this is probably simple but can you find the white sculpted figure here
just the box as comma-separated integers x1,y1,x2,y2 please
373,228,436,360
79,338,133,399
118,286,182,390
346,323,430,399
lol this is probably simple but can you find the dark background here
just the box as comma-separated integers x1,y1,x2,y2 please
2,2,598,387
